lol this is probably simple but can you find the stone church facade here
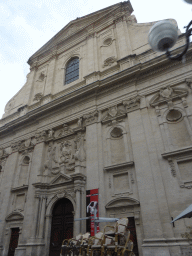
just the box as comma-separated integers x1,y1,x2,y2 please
0,1,192,255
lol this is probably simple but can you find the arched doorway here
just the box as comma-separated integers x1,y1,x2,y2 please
49,198,74,256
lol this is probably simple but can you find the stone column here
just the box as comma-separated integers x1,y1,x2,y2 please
30,196,40,239
74,184,81,235
44,214,52,256
38,196,47,238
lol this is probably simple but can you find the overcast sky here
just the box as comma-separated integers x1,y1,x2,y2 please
0,0,191,119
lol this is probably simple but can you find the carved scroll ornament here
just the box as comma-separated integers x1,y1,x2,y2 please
83,110,98,126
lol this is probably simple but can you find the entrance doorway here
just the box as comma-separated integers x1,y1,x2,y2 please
8,228,20,256
128,217,139,256
49,198,74,256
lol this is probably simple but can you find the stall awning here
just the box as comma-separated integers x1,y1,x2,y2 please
172,204,192,223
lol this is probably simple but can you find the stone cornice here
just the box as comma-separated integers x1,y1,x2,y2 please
162,146,192,159
0,45,192,136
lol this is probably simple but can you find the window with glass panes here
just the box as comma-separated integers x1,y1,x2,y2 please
65,58,79,84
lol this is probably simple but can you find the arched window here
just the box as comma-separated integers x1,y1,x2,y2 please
65,57,79,85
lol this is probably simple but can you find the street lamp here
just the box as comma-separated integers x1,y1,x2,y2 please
148,0,192,61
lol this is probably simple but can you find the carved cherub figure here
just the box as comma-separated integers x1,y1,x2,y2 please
60,141,72,163
48,129,54,138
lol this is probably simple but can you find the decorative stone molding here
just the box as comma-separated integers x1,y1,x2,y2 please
185,77,192,89
50,173,73,185
18,138,35,154
35,130,46,143
163,147,192,189
104,162,134,197
101,104,126,124
123,95,141,113
33,93,43,102
54,124,74,139
9,137,35,155
47,129,55,139
104,161,134,172
83,110,98,126
0,147,9,161
149,86,188,107
168,159,176,177
114,16,123,25
0,159,6,172
76,117,83,128
11,141,22,152
5,210,24,222
126,15,137,24
102,38,113,47
11,185,28,193
103,56,117,67
106,197,140,209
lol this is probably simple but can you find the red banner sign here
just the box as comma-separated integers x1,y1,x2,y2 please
86,188,99,236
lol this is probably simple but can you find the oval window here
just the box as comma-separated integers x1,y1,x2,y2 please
166,109,182,122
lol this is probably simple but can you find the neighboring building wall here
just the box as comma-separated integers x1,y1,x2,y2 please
0,2,192,256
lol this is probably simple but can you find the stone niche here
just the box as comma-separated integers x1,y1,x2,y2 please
13,154,32,188
104,123,131,166
149,85,192,152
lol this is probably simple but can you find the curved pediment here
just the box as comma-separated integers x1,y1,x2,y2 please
149,86,188,107
6,211,24,222
106,197,140,209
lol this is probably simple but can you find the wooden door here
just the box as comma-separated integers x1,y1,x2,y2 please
49,198,73,256
8,228,20,256
128,217,139,256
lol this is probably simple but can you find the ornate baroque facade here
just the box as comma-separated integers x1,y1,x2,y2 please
0,1,192,256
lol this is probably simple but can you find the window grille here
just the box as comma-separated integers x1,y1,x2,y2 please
65,57,79,85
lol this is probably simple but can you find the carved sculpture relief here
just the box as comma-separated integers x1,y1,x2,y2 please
0,148,4,158
77,117,83,128
83,110,98,126
103,38,113,47
44,131,86,175
168,159,176,177
185,77,192,89
74,133,86,162
33,93,43,101
149,86,188,107
35,130,47,143
102,104,126,124
44,144,59,175
18,138,35,154
103,56,117,67
60,141,75,171
47,129,55,139
54,124,73,138
123,95,141,113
